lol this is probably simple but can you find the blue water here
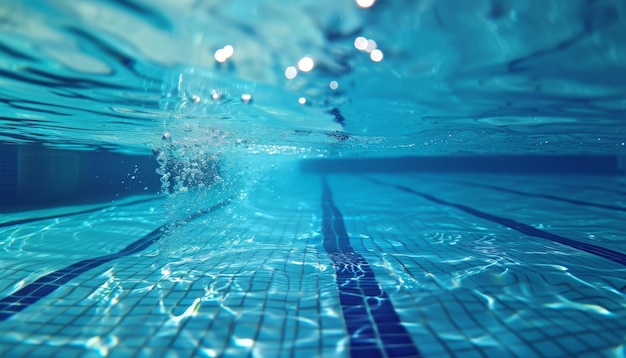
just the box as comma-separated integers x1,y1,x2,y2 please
1,0,625,357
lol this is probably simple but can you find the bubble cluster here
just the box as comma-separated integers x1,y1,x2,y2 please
354,36,384,62
154,129,227,194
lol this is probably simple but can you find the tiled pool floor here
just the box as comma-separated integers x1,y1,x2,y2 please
1,174,625,357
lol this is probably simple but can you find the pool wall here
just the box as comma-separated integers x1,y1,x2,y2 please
301,155,625,175
0,145,161,212
2,145,624,213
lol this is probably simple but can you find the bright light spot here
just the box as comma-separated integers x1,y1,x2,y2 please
241,93,252,103
86,335,119,356
355,37,378,53
192,95,201,103
222,45,234,58
356,0,376,8
214,49,227,63
329,81,339,90
234,338,255,348
298,56,314,72
211,91,222,100
370,49,384,62
214,45,234,63
354,36,368,51
285,66,297,79
200,348,219,357
298,97,307,105
366,39,377,53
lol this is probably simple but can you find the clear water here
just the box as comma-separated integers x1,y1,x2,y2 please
1,1,625,357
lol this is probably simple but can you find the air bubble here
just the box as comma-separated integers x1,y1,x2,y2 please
370,49,384,62
354,36,368,51
285,66,297,79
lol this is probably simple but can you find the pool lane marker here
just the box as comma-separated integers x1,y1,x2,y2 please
450,180,626,213
0,196,163,229
0,197,233,322
321,178,421,358
366,177,626,267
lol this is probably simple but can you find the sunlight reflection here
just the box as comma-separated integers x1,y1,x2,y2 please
241,93,252,103
233,338,255,348
545,295,613,316
86,335,119,356
164,297,203,327
211,91,222,100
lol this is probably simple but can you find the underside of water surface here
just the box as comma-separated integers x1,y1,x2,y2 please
1,0,625,156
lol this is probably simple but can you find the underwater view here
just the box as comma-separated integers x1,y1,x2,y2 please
0,0,625,357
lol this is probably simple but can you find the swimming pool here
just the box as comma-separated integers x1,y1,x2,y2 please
1,1,625,357
1,168,625,356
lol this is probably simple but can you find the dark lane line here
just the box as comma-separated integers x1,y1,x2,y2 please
0,197,233,322
0,196,163,229
451,180,626,213
321,178,421,358
366,177,626,267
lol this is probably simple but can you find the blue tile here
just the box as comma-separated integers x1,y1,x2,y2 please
379,334,415,345
350,346,385,358
19,296,41,304
375,323,407,335
384,344,422,358
0,302,25,316
371,311,403,324
33,284,59,297
362,285,383,296
343,308,369,322
340,293,365,306
346,320,373,333
0,295,21,303
14,283,44,296
352,336,378,347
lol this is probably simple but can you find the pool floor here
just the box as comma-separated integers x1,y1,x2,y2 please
0,173,625,357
